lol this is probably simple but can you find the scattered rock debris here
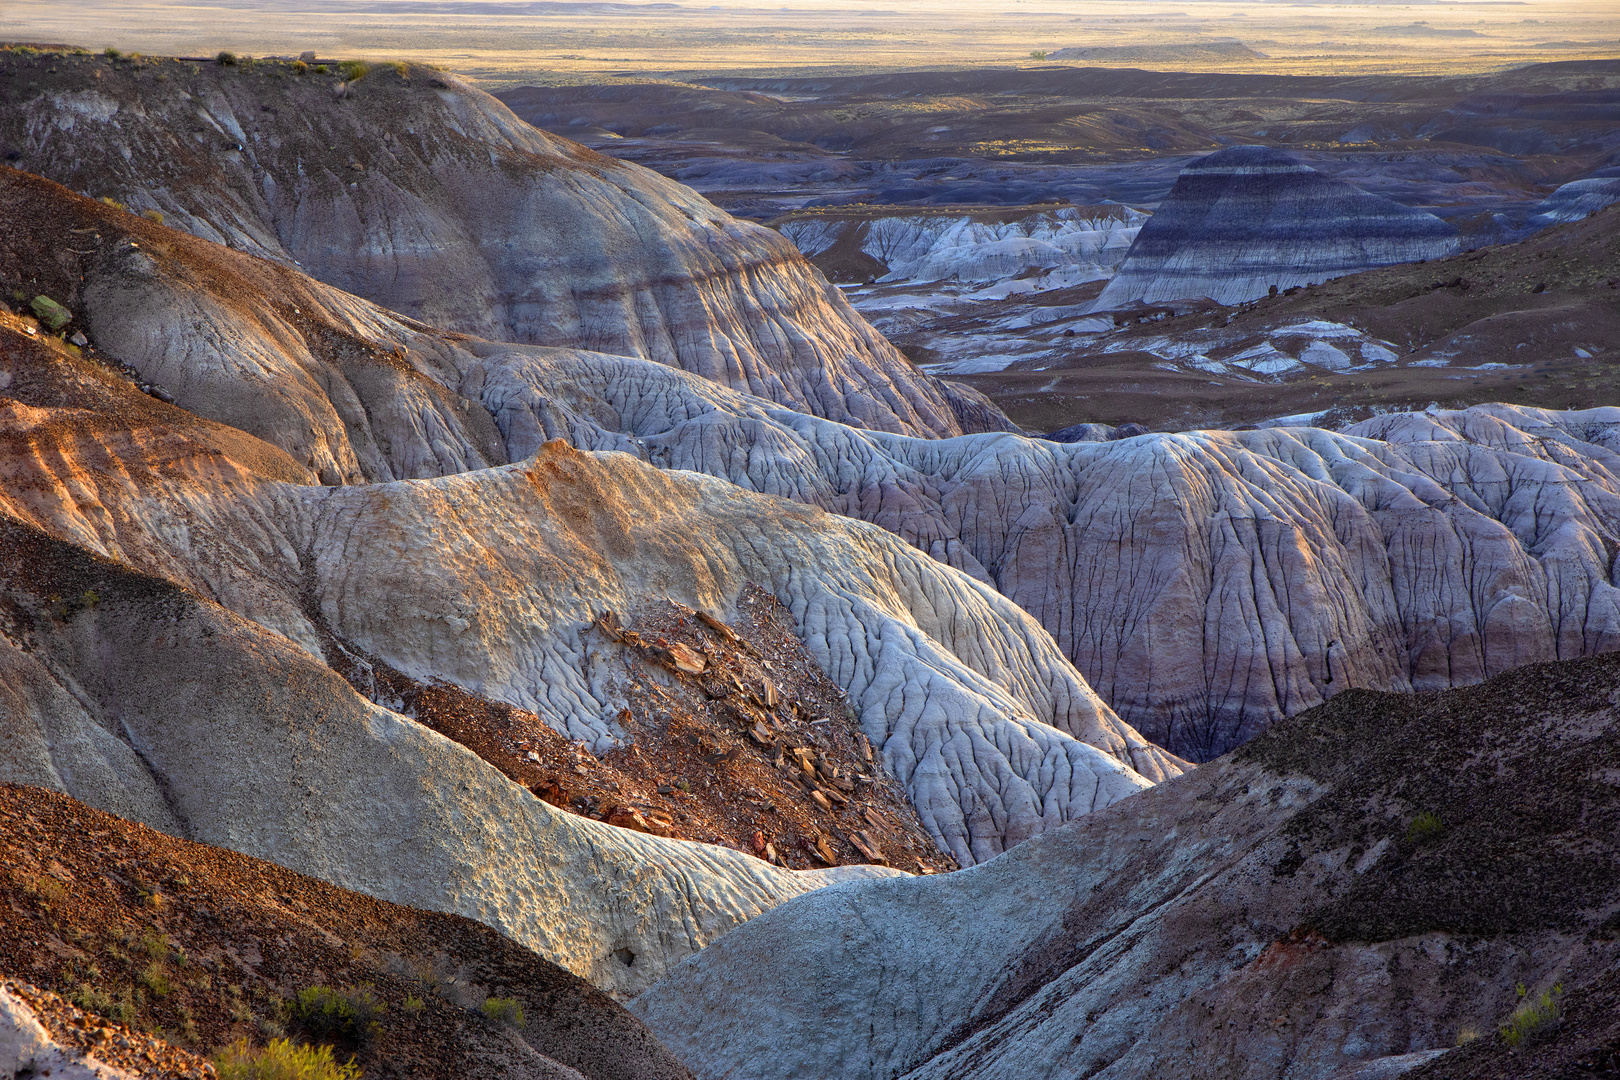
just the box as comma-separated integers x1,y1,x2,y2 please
3,978,213,1080
0,784,693,1080
327,586,955,875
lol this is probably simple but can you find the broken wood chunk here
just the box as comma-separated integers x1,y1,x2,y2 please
748,723,773,746
666,641,708,675
811,834,838,865
696,610,740,642
856,732,874,763
810,790,833,811
593,610,625,642
762,678,779,709
849,830,887,864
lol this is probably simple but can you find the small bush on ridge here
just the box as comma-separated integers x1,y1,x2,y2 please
1406,811,1444,843
1501,983,1562,1048
480,996,524,1029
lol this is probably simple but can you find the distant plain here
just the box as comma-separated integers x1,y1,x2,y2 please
5,0,1619,87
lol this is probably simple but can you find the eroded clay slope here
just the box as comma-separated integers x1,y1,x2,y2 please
0,49,1007,438
7,175,1618,765
0,322,1175,872
631,650,1620,1080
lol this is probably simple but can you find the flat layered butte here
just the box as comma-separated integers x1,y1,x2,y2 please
1093,145,1461,310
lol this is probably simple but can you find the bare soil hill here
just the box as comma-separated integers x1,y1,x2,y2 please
0,784,692,1080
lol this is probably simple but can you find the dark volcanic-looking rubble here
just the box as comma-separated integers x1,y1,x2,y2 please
1092,145,1461,310
0,784,693,1080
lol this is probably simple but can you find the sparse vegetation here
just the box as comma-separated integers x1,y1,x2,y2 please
338,61,369,82
98,195,128,212
104,47,122,59
314,65,329,75
1029,50,1048,60
1406,811,1444,843
74,984,137,1024
400,994,424,1016
139,961,173,997
480,996,525,1028
214,1038,363,1080
292,61,308,74
289,985,386,1046
217,51,238,66
1500,983,1562,1048
142,209,165,224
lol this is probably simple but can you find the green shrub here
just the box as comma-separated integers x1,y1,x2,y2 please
480,996,524,1029
1029,50,1047,60
292,60,308,74
1406,811,1444,843
214,1038,363,1080
400,994,424,1017
217,51,238,66
314,64,329,75
138,961,172,997
337,60,368,81
1501,983,1562,1048
70,984,136,1025
103,47,122,59
289,985,386,1045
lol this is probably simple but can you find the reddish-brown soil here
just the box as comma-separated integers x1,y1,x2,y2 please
3,977,214,1079
0,784,691,1080
323,587,955,876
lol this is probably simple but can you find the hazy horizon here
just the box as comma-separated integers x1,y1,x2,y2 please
5,0,1618,87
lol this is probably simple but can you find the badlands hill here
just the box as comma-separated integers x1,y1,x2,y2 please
633,648,1620,1080
771,203,1144,289
1092,145,1461,310
2,44,1619,1079
4,152,1620,805
0,784,690,1080
0,46,1009,439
